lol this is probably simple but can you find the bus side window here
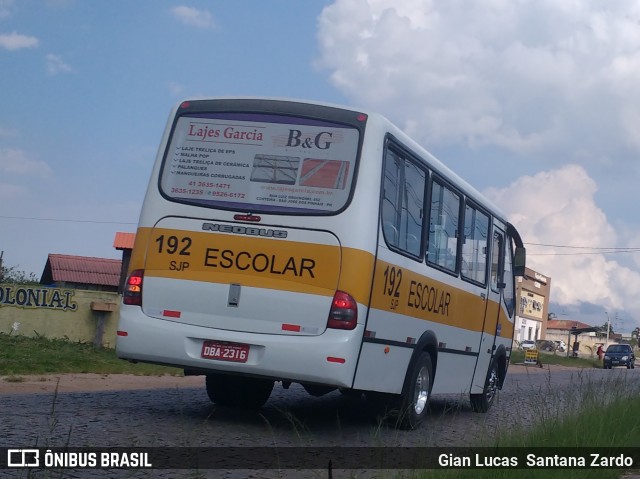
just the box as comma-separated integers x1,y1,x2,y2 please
382,149,402,248
490,232,502,290
401,160,425,256
427,180,460,272
461,204,489,284
502,238,515,316
381,146,425,258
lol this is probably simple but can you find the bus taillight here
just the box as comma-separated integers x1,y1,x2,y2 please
327,291,357,330
123,269,144,306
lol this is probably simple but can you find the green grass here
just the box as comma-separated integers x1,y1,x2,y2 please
419,362,640,479
0,332,181,376
419,396,640,479
510,349,602,368
1,333,602,375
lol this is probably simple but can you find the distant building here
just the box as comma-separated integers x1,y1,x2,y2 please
546,319,603,356
515,267,551,343
40,254,121,292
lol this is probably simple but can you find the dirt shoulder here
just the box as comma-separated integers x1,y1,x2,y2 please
0,363,578,395
0,373,204,394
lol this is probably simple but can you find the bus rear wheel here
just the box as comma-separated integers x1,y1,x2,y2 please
470,360,499,412
205,374,274,409
395,352,433,430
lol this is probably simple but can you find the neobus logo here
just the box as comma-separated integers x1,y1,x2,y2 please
202,222,288,238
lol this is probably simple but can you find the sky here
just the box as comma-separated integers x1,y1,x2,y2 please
1,0,640,332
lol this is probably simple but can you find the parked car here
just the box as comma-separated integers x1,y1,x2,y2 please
520,340,536,350
603,344,636,369
554,340,566,352
536,340,556,352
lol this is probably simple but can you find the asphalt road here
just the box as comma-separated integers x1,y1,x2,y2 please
1,364,639,478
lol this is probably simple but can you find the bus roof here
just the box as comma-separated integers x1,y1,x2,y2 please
173,96,511,224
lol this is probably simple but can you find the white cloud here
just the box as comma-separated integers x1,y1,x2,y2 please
485,165,640,316
46,53,73,75
0,0,14,18
0,148,53,177
317,0,640,328
170,6,214,29
0,31,38,50
317,1,640,160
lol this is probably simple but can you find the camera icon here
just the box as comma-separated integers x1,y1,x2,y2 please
7,449,40,467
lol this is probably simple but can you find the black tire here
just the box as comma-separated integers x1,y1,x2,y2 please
205,374,274,409
339,388,364,399
394,352,433,430
470,360,499,413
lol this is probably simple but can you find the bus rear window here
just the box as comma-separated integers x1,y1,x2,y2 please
159,113,360,214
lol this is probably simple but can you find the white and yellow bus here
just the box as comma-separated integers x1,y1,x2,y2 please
116,97,525,429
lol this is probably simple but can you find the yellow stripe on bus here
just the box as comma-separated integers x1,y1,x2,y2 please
140,227,343,297
365,259,513,338
371,259,476,334
129,226,513,338
131,227,377,302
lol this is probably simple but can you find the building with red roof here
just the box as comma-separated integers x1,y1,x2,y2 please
40,254,121,292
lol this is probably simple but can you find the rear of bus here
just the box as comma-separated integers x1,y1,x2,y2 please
116,98,377,399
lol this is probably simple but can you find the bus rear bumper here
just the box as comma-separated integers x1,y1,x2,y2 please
116,305,363,388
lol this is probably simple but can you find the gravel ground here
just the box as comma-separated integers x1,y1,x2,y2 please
1,364,639,478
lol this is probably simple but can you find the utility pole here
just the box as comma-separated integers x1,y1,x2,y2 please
0,250,3,282
605,311,611,349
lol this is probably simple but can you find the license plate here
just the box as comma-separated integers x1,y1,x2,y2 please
201,340,249,363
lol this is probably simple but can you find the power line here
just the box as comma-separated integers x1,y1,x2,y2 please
526,242,640,251
528,250,639,256
525,242,640,256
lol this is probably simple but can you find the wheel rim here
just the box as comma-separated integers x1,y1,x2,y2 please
413,365,430,414
485,366,498,403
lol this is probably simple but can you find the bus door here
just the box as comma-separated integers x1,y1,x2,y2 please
352,144,428,394
471,226,507,393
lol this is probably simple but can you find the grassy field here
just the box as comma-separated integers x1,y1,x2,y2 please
0,332,181,376
0,332,604,376
421,350,639,478
509,349,603,368
420,395,640,479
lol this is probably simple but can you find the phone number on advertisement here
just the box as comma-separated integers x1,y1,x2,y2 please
188,181,231,189
209,191,246,199
171,188,204,195
171,188,245,199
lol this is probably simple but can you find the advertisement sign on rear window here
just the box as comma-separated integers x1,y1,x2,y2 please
160,114,360,213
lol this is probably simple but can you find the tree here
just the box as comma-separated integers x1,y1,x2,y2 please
0,264,39,284
600,322,615,336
